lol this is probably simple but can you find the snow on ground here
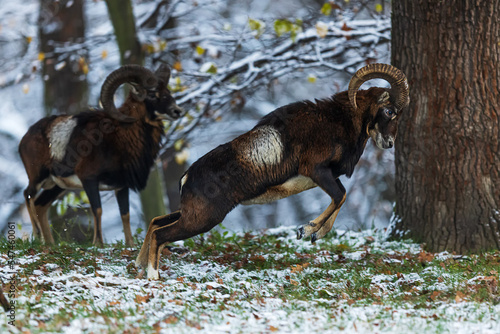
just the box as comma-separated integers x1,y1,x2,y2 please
1,226,499,333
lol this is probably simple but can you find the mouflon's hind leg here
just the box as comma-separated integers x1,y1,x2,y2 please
146,219,201,280
24,185,61,243
34,186,65,245
26,185,64,244
135,211,181,270
146,215,207,280
144,191,232,279
146,203,225,280
25,187,43,240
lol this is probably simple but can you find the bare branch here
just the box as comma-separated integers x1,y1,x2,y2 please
156,18,390,153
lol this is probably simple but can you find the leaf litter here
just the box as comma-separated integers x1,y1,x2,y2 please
1,226,499,333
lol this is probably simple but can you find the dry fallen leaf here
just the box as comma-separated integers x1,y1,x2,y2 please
341,22,354,31
430,291,441,301
291,264,303,274
291,263,310,274
185,319,201,329
135,293,152,303
418,251,435,263
455,291,466,303
365,236,375,243
164,315,178,324
121,249,133,257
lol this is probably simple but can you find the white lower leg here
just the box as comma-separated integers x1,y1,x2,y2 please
147,262,160,280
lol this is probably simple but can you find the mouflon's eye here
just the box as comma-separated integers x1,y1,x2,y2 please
383,108,396,118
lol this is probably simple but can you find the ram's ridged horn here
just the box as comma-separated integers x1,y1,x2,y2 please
348,63,409,112
100,65,158,122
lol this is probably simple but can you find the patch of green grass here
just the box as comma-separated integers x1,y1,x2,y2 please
0,235,44,253
1,228,499,333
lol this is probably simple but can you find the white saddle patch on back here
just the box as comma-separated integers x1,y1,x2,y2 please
242,126,283,167
49,117,77,161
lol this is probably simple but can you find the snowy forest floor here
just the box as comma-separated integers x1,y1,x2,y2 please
1,226,499,333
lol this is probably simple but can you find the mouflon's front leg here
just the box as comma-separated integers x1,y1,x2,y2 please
297,169,346,243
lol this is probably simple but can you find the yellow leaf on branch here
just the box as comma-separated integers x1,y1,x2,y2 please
316,21,328,38
173,61,183,72
196,45,205,56
307,74,317,83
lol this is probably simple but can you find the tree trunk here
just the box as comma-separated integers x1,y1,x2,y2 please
39,0,90,242
104,0,143,65
39,0,88,115
391,0,500,253
105,0,166,225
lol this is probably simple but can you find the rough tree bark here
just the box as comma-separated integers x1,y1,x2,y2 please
391,0,500,253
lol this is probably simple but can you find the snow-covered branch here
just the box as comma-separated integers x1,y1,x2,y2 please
158,18,390,150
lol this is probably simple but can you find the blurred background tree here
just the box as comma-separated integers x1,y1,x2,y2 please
38,0,90,242
105,0,166,225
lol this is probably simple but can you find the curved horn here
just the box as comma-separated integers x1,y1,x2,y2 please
348,63,410,112
155,64,171,85
100,65,158,122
